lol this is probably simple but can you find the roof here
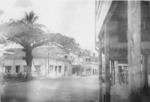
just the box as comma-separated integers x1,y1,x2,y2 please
3,47,70,62
33,46,68,55
101,1,150,50
96,0,113,37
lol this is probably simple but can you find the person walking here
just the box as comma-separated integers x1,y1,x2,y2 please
117,67,124,85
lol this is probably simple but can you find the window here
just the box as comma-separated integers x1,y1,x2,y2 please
16,65,20,73
5,66,11,73
48,65,53,73
93,69,95,74
35,65,41,74
55,66,57,71
35,65,41,71
118,66,122,72
86,58,91,63
64,56,68,59
59,66,61,73
123,66,128,70
24,65,27,72
50,65,53,71
64,65,67,72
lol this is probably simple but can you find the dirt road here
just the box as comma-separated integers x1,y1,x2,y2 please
1,75,99,102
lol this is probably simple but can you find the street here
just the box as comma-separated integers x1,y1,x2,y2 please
1,75,99,102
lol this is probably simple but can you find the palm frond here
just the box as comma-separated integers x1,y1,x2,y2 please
32,16,39,23
17,20,28,26
25,12,29,21
28,11,35,24
24,11,39,25
33,23,46,28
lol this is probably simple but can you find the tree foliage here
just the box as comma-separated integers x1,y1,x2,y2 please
49,33,80,53
0,11,82,79
0,11,54,79
0,11,53,49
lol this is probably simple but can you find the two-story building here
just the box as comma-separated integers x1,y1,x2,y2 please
69,50,99,76
81,55,98,76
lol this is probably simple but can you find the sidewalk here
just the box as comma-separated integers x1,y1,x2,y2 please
110,84,150,102
111,84,129,102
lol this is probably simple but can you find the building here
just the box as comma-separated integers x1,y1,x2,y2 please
1,45,72,78
82,55,98,75
70,51,99,76
96,1,150,101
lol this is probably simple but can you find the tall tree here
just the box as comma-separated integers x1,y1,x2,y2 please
0,11,54,79
49,33,80,53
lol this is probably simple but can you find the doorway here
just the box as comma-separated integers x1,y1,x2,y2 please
55,66,57,77
16,65,20,73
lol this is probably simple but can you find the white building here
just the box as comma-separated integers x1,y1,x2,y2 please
82,55,98,75
1,46,72,78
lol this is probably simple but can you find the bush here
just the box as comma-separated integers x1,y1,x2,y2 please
3,74,16,81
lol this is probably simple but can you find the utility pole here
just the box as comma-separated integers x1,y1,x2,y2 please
48,44,51,77
48,52,49,76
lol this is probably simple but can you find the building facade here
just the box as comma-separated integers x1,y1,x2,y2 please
1,46,72,78
96,1,150,101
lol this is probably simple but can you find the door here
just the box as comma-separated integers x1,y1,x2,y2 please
64,65,67,76
5,66,11,74
16,65,20,73
55,66,57,77
58,66,62,76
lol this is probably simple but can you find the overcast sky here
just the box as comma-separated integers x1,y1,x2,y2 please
0,0,95,51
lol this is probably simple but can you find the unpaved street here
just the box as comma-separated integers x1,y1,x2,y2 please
1,75,99,102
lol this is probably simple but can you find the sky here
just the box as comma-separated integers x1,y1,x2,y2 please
0,0,95,52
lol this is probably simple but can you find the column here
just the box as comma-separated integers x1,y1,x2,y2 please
104,23,111,102
111,61,115,85
114,61,118,84
99,35,103,102
142,54,148,90
128,0,142,101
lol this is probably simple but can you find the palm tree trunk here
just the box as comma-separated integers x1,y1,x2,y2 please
23,48,33,80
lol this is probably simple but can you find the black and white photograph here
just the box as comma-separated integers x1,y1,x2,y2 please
0,0,150,102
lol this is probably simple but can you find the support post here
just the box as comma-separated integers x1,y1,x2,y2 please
104,23,111,102
111,61,115,86
143,54,148,90
128,1,142,101
48,53,49,76
99,36,103,102
115,61,118,84
0,72,2,102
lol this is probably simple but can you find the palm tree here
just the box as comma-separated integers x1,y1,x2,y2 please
0,11,79,80
0,11,53,80
21,11,45,29
19,11,46,79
